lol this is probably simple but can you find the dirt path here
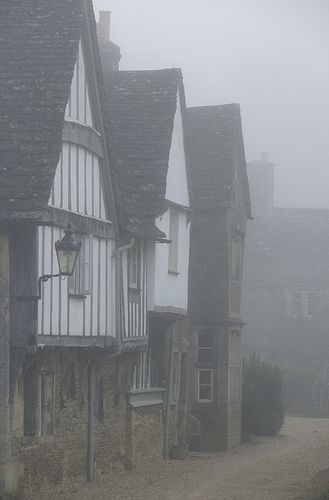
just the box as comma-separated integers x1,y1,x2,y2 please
39,416,329,500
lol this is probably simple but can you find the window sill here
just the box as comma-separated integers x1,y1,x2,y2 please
69,293,88,300
128,387,166,408
168,270,180,276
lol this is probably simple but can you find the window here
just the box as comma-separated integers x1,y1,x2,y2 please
69,235,91,295
229,330,241,403
128,243,139,289
198,369,213,402
131,352,150,390
287,289,320,317
230,238,242,283
198,333,214,365
168,208,179,273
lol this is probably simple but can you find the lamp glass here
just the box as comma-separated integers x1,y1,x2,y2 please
55,231,81,276
56,248,79,275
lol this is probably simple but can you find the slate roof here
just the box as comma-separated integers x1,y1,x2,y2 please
104,68,185,222
0,0,84,221
187,104,251,217
243,207,329,286
0,0,120,228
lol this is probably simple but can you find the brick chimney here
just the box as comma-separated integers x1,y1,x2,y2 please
97,11,111,41
97,11,121,73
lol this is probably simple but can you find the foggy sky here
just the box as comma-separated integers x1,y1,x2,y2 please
93,0,329,209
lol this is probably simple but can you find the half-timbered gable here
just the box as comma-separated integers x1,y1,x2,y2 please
105,69,191,328
0,2,122,494
37,9,118,341
103,61,191,460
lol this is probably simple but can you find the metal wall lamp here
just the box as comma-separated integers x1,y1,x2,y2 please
37,230,82,300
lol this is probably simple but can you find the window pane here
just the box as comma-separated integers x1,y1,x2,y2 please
199,385,212,401
199,369,212,385
198,348,213,364
307,291,317,316
198,333,213,348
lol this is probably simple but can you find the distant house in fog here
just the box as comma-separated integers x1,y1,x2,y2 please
187,104,251,451
242,154,329,379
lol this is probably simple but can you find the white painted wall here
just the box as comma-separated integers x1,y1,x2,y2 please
122,242,148,338
165,91,189,207
37,226,115,337
49,142,107,220
147,90,190,314
65,41,93,127
148,209,190,313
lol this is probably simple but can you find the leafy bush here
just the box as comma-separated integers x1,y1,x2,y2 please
242,359,285,436
281,366,322,417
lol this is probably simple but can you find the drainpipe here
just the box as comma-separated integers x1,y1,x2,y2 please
113,238,135,341
163,326,175,459
0,231,11,494
87,361,95,482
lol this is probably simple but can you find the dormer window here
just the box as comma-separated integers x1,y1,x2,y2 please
230,238,242,284
168,208,179,274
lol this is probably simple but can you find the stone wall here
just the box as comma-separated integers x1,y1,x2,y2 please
9,349,172,496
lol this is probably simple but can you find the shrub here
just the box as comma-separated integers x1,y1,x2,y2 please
242,358,285,436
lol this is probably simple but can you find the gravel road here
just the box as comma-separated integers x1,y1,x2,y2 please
36,416,329,500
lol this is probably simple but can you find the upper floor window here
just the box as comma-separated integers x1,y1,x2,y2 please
69,235,91,296
287,289,320,318
168,208,179,274
131,352,150,390
128,243,139,289
198,333,214,365
230,238,242,284
198,368,213,402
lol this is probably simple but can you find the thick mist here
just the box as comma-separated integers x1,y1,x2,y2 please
93,0,329,209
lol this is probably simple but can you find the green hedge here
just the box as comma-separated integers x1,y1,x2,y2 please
242,359,285,436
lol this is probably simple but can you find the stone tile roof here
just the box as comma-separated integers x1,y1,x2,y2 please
104,68,185,221
0,0,84,221
0,0,121,228
187,104,251,217
243,208,329,286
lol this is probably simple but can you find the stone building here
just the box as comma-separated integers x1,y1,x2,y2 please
242,155,329,413
186,105,251,451
0,2,191,495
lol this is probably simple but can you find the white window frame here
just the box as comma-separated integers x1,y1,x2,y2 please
287,288,320,318
198,368,213,403
198,333,214,365
168,208,179,274
229,329,241,403
131,352,150,390
128,243,139,289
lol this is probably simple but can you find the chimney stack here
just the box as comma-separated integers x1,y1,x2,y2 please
98,11,111,41
260,151,269,163
247,153,275,217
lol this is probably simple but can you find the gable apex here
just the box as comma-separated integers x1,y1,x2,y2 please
65,40,94,128
165,90,190,208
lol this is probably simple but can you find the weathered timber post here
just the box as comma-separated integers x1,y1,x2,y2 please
0,231,11,494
